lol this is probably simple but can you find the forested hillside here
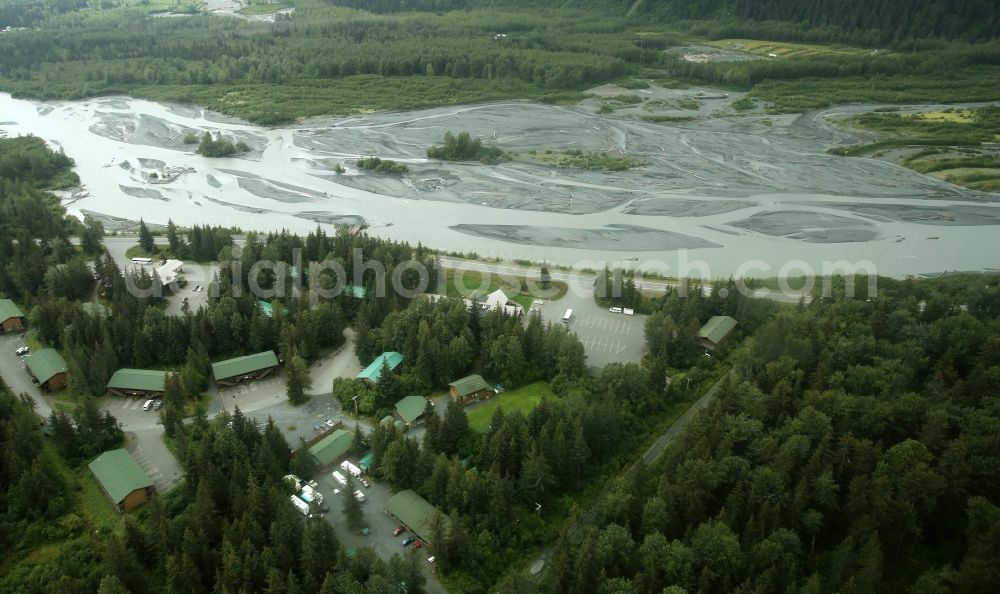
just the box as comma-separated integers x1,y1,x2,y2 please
328,0,1000,42
529,275,1000,593
0,0,996,122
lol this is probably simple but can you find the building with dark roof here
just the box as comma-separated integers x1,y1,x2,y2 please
395,395,429,427
697,316,738,350
308,428,353,467
25,348,68,392
449,374,493,405
357,351,403,385
212,351,279,386
0,298,26,332
88,449,156,512
107,369,169,398
385,489,450,547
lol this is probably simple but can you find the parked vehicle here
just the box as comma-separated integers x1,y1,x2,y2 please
15,346,29,356
412,540,423,549
562,308,573,322
324,419,335,427
609,307,623,313
353,490,366,503
142,399,154,411
331,471,347,486
401,536,415,546
289,495,311,516
153,400,163,410
393,526,406,536
300,485,324,506
623,308,635,316
340,460,362,478
359,477,370,488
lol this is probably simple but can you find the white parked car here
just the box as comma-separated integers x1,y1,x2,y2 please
609,307,623,314
15,346,30,356
623,308,635,316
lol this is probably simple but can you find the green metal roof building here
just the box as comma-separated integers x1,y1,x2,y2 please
0,298,26,332
697,315,738,349
25,348,68,391
107,369,169,397
356,351,403,384
385,489,450,546
395,395,428,426
448,374,493,404
88,449,156,512
358,451,374,472
308,428,353,466
212,351,279,386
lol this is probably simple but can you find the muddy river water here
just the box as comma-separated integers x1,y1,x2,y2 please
1,91,997,278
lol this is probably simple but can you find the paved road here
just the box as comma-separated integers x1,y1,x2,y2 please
437,256,808,304
529,369,733,577
638,370,732,468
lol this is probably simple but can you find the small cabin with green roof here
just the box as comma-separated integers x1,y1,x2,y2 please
25,348,68,392
697,316,738,350
395,395,429,427
0,298,26,332
449,374,493,405
89,449,156,512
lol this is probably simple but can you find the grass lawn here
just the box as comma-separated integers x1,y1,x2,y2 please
42,444,123,533
444,268,568,311
704,38,872,58
125,244,171,260
467,381,554,432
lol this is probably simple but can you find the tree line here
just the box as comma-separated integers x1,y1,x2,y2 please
517,272,1000,593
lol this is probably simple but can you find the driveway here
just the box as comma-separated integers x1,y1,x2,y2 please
312,460,445,594
0,332,54,419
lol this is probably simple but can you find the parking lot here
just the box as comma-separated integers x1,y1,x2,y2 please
536,279,647,368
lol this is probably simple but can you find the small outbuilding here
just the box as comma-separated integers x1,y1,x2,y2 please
357,351,404,385
449,374,493,405
25,348,68,392
697,315,738,350
479,289,522,316
385,489,450,547
88,449,156,513
107,368,169,398
308,428,353,467
212,351,279,386
395,395,429,427
0,298,26,332
155,259,183,286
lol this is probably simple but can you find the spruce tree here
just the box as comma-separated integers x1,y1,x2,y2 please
138,218,155,253
341,475,364,530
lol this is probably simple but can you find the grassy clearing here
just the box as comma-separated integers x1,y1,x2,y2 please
523,149,644,171
43,444,123,533
829,105,1000,191
751,71,1000,113
2,76,583,126
704,38,873,58
444,268,568,310
467,382,554,433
